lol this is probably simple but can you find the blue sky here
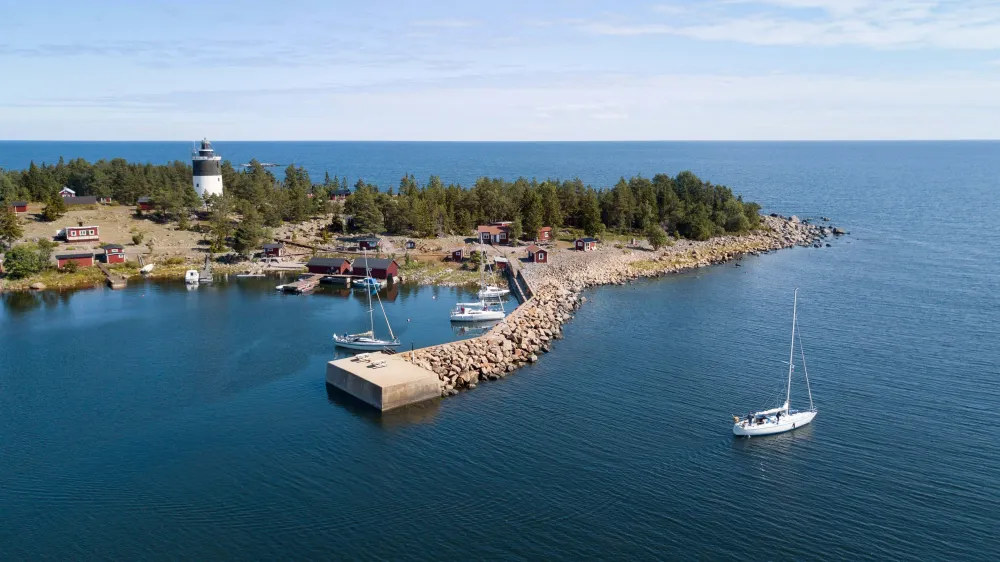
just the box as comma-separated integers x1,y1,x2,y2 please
2,0,998,140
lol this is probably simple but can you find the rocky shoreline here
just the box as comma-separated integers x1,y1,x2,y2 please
403,215,836,396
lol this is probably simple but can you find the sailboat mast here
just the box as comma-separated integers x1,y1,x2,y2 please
363,249,375,335
786,288,798,411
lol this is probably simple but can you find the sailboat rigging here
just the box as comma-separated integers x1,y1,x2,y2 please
733,288,817,437
333,250,401,351
451,243,506,322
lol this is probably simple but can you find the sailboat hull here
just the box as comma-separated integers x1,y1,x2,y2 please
333,335,400,351
733,410,816,437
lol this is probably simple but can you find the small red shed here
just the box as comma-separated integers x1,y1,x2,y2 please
64,225,100,242
537,226,552,242
351,257,399,280
262,243,286,258
575,237,597,252
451,248,465,261
56,252,94,269
100,244,126,264
358,237,381,251
10,201,28,215
493,256,509,270
137,197,153,211
527,245,548,263
306,257,352,275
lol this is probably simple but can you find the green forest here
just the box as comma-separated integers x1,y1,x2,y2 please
0,157,762,244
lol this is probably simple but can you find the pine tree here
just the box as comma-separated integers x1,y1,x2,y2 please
41,195,67,222
232,206,266,257
522,190,544,239
581,191,604,238
0,205,24,249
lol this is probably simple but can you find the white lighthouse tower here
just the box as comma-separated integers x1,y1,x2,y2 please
192,138,223,198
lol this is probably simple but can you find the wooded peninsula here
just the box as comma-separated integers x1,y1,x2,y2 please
1,157,763,255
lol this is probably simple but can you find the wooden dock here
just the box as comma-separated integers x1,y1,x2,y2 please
96,263,127,290
281,274,323,294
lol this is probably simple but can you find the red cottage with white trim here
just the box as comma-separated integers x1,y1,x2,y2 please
527,245,548,263
101,244,126,264
65,225,100,242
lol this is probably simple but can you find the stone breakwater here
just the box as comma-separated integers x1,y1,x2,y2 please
402,284,581,395
403,215,834,396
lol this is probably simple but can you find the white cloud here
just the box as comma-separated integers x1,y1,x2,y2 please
585,0,1000,49
4,72,998,140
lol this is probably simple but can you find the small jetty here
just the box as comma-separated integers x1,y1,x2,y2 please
199,256,213,284
96,263,127,290
280,274,323,294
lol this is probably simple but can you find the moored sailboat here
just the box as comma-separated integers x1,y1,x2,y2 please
334,250,400,351
733,289,817,437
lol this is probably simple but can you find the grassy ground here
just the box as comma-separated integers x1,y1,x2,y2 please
398,259,482,286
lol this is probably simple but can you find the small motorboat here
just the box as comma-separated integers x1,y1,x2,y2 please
478,285,510,299
139,264,155,275
450,301,506,322
184,270,199,284
353,277,382,290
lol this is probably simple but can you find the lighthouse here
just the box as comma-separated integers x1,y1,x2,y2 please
192,138,223,198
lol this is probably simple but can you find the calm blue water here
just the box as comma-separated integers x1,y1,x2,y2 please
1,142,999,560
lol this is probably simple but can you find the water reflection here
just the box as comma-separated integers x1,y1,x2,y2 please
324,383,441,427
451,319,501,337
1,288,80,316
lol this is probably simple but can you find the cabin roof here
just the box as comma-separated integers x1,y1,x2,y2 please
64,196,99,205
577,237,597,243
55,252,94,260
68,224,99,229
262,243,284,249
527,245,543,252
101,243,124,250
477,224,508,234
306,257,351,268
353,257,396,270
137,196,152,203
10,201,27,206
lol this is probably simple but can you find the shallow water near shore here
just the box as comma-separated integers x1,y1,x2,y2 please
2,141,999,559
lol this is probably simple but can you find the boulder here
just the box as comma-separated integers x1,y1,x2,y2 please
29,282,46,290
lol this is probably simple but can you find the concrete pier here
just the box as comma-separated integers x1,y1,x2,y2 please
326,352,441,411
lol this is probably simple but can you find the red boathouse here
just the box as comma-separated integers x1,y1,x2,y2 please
306,257,352,275
351,257,398,280
55,252,95,269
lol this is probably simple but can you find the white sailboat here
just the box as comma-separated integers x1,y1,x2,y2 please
733,289,817,437
334,250,400,351
451,244,506,322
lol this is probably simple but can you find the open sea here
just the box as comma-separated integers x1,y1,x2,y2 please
1,141,998,560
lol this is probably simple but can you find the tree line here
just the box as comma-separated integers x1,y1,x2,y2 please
1,157,763,256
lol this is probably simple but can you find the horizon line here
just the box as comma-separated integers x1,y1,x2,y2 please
1,139,999,143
